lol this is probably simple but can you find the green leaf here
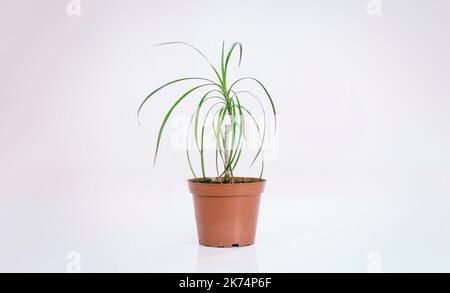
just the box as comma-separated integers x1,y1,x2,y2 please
230,96,245,171
142,42,275,179
230,90,267,167
153,83,214,165
212,108,225,176
186,111,197,178
214,108,227,175
137,77,217,124
221,41,225,81
228,77,277,131
242,106,264,165
199,102,224,178
218,99,246,178
156,41,224,84
224,42,243,74
194,91,226,151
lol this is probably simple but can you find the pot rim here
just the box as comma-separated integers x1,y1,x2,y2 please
187,177,266,186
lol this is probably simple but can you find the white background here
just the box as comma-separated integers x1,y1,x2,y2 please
1,0,450,272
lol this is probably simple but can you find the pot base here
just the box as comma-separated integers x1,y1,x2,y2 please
199,242,254,248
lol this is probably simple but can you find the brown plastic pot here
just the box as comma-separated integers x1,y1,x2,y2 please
188,177,266,248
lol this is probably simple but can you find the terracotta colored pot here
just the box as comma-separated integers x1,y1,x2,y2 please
188,177,266,248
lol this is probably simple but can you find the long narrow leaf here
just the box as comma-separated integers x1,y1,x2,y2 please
199,102,225,178
230,96,245,171
224,42,243,75
186,111,197,178
228,77,277,130
156,41,223,84
153,83,214,165
137,77,218,124
194,91,226,151
230,90,267,167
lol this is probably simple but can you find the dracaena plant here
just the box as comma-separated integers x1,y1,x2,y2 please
137,42,276,183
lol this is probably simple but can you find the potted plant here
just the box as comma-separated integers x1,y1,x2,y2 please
138,42,276,247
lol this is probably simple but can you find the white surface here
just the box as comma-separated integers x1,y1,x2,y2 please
1,0,450,272
1,169,450,273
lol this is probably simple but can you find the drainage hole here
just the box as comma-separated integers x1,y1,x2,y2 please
232,244,240,247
